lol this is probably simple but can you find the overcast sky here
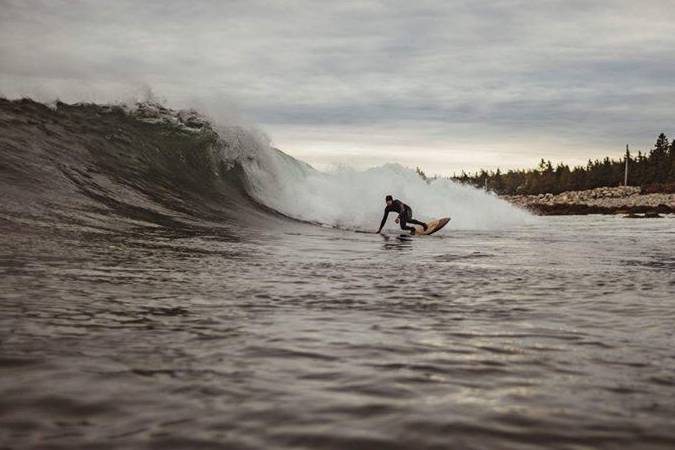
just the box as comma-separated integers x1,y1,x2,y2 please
1,0,674,173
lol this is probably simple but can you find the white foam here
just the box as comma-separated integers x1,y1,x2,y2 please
239,144,534,232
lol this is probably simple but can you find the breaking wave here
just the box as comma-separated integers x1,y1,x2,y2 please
0,98,530,235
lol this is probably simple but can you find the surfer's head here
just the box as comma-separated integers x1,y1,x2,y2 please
385,195,393,206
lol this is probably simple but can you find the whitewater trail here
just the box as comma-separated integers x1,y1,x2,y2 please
244,152,533,231
214,113,533,231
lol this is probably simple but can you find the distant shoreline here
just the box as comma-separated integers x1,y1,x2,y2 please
501,186,675,216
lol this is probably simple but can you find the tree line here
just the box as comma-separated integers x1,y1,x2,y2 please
449,133,675,195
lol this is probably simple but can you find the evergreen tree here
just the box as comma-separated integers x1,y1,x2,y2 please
651,133,670,183
624,146,631,185
493,168,504,192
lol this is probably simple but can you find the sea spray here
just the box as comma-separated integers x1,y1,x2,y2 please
240,148,533,231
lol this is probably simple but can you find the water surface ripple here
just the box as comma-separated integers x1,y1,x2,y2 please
1,216,674,450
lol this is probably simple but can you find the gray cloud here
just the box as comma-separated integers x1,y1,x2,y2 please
1,0,674,173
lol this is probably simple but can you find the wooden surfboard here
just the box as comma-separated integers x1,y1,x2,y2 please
413,217,450,236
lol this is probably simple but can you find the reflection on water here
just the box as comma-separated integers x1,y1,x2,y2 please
1,216,674,450
381,232,415,250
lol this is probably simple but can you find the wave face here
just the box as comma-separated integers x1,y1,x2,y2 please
0,99,268,234
0,98,530,233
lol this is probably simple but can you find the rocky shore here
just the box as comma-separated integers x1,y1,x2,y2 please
502,186,675,216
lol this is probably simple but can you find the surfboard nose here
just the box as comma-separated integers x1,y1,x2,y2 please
415,217,450,235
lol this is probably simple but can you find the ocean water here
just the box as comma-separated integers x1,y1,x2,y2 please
1,99,674,450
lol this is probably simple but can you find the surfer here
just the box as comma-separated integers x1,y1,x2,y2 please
377,195,428,235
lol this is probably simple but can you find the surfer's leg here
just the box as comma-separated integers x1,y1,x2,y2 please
407,218,428,230
405,208,427,231
399,216,416,234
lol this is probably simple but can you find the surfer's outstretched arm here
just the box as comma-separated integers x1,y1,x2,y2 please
377,210,390,233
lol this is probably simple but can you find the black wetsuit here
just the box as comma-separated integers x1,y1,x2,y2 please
378,199,427,233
